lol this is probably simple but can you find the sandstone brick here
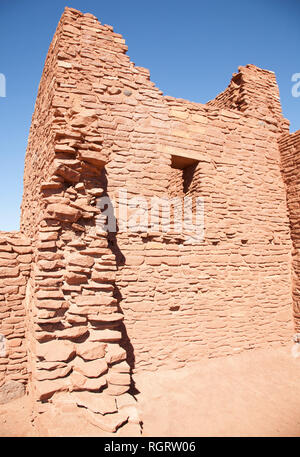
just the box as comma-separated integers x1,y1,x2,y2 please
107,372,131,386
0,267,19,277
72,356,108,378
36,365,72,381
74,391,117,414
89,329,122,343
68,254,95,268
53,163,80,183
105,345,127,364
76,341,107,361
47,204,81,222
106,384,129,396
36,299,66,310
70,371,107,391
35,378,69,401
65,271,88,285
36,341,75,362
75,295,117,307
0,381,25,404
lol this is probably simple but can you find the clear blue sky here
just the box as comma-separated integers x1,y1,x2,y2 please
0,0,299,231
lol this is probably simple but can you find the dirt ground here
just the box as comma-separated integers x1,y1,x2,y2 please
1,345,300,437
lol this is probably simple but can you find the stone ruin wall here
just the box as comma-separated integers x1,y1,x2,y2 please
18,8,140,431
0,5,299,430
113,89,294,371
0,233,32,401
279,130,300,334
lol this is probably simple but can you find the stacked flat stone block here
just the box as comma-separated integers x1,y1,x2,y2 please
20,7,139,432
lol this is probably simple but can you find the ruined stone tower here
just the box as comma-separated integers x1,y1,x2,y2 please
0,6,299,433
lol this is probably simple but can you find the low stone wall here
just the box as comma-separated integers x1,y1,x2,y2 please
0,232,32,401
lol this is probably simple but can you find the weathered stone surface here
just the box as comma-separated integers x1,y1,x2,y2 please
47,204,81,222
36,365,72,381
105,345,127,364
116,393,137,409
85,409,129,433
0,381,25,404
91,271,116,282
74,391,117,414
72,356,108,378
106,384,130,396
78,150,107,167
107,372,131,386
37,361,67,371
70,371,107,391
110,361,131,373
280,130,300,332
56,326,89,340
89,329,122,342
36,299,66,310
53,162,81,183
36,341,75,362
68,254,95,268
0,266,19,277
88,312,124,323
75,295,117,307
76,341,107,361
68,304,118,316
65,271,88,285
35,378,69,401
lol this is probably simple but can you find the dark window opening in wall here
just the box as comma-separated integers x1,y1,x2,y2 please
170,155,198,196
168,155,199,237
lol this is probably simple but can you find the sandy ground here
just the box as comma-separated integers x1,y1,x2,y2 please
1,345,300,437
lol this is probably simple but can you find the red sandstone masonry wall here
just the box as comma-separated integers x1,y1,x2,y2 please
111,93,294,371
19,5,295,402
20,8,141,431
207,64,287,129
279,130,300,333
2,15,63,395
0,232,32,388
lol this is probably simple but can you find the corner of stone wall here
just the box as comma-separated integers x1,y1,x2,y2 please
20,7,141,434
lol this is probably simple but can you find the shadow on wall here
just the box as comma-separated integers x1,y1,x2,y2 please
183,162,198,194
100,169,139,396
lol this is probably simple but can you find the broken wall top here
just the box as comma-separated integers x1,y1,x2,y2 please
20,6,290,239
